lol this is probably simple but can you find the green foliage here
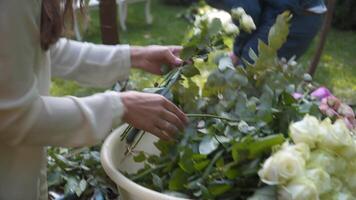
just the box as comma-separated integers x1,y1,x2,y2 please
125,11,322,199
47,147,117,199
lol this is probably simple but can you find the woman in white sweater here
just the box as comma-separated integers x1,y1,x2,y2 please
0,0,188,199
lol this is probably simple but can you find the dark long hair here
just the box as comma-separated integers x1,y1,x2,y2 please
40,0,84,50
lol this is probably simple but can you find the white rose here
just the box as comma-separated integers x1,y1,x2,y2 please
282,142,310,161
330,177,343,192
305,168,332,194
278,177,319,200
307,150,339,175
224,23,240,35
338,141,356,159
342,168,356,193
258,150,304,185
231,7,246,20
318,119,354,154
240,14,256,33
322,191,355,200
289,115,320,148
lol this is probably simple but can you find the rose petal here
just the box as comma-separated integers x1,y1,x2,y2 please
292,93,303,100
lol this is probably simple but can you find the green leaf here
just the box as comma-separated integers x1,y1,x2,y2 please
193,160,210,171
181,45,196,61
79,179,87,193
208,183,233,197
178,148,195,174
47,171,62,188
64,177,80,196
199,136,219,155
232,134,285,162
152,173,163,191
208,18,223,36
133,151,146,163
169,168,189,191
182,64,200,78
268,11,292,51
224,168,240,179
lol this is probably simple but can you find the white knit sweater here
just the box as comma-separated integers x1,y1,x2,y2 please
0,0,131,199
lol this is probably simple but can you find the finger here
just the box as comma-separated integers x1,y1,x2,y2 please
161,109,185,131
166,50,183,66
163,99,188,125
151,125,174,141
168,46,183,56
156,119,179,138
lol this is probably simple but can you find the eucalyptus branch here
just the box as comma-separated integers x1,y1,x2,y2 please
187,113,239,122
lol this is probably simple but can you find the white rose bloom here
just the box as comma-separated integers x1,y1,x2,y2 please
282,142,311,161
318,119,354,154
305,168,332,194
330,177,343,192
278,177,319,200
231,7,246,20
307,150,339,175
224,23,240,35
320,191,355,200
258,150,304,185
289,115,320,148
205,10,233,26
240,14,256,33
342,169,356,193
338,141,356,159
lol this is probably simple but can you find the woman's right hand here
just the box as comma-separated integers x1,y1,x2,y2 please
120,91,188,141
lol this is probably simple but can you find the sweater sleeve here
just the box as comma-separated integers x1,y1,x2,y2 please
50,38,131,88
0,0,127,147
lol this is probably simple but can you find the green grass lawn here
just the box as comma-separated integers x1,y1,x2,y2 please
300,29,356,104
52,0,356,104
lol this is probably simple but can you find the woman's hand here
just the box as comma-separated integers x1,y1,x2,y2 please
130,45,183,75
120,91,188,141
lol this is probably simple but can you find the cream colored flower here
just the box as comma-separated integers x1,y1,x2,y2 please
324,191,355,200
282,142,311,161
318,119,354,154
258,150,304,185
278,177,319,200
224,23,240,35
240,14,256,33
342,168,356,193
289,115,320,148
307,150,339,175
231,7,246,20
305,168,332,194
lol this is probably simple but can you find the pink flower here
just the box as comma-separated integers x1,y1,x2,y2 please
292,93,303,100
343,117,356,130
326,96,341,110
337,104,355,118
319,98,338,117
311,87,331,100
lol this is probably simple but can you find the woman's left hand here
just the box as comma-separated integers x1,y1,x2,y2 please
130,45,183,75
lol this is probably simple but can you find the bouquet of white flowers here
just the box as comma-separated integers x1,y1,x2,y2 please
256,115,356,200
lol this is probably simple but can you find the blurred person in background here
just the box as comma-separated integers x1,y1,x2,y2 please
206,0,327,64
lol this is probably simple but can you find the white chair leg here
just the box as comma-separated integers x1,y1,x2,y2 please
145,0,153,24
123,2,128,24
118,1,127,31
73,10,82,41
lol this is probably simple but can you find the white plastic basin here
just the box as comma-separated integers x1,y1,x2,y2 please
101,125,190,200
